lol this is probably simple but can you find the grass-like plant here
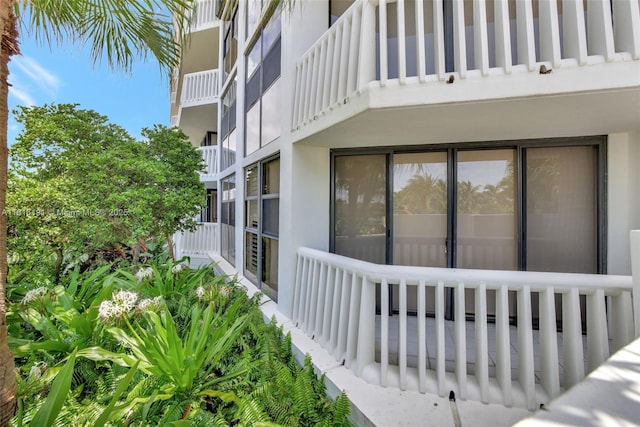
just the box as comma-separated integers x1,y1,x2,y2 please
9,260,353,426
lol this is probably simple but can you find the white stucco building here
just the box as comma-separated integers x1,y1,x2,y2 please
172,1,640,425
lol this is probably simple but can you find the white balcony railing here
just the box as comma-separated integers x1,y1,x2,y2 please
188,0,219,32
174,223,219,257
198,145,218,178
292,246,635,410
181,69,220,107
292,0,640,130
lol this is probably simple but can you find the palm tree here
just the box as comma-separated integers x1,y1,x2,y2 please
0,1,195,423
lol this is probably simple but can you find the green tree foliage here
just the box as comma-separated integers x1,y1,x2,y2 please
7,103,205,275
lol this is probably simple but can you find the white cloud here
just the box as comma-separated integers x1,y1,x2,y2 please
9,86,36,107
11,55,61,100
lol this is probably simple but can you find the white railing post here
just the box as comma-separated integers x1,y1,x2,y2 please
399,279,408,390
631,230,640,337
493,0,512,74
587,0,615,60
452,0,467,78
473,0,490,76
613,0,640,59
562,288,585,388
563,0,589,65
516,0,536,70
396,0,407,84
433,0,446,80
380,278,389,387
495,284,512,407
356,276,376,376
538,0,562,67
357,0,377,91
539,287,560,399
454,281,467,399
414,0,426,82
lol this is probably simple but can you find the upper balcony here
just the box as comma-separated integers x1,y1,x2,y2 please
186,0,220,33
198,145,218,180
181,69,220,108
177,0,221,90
174,68,220,145
291,0,640,147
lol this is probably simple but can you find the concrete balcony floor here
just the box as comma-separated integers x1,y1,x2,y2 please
375,314,594,386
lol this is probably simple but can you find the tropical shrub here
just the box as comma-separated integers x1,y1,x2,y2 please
8,260,353,426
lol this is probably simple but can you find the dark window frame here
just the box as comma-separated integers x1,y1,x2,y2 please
220,174,236,265
244,10,281,157
244,155,280,299
330,136,607,274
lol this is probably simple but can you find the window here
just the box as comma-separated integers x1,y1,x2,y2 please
332,138,605,274
221,76,237,170
244,156,280,300
201,189,218,223
221,174,236,265
332,139,604,320
200,131,216,147
222,5,239,81
244,8,281,156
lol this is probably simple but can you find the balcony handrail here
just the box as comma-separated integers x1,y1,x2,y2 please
292,245,634,410
292,0,640,130
188,0,219,31
197,145,218,177
181,69,220,107
297,246,631,293
174,222,219,256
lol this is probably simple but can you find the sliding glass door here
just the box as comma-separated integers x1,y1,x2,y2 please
332,138,604,319
334,154,387,264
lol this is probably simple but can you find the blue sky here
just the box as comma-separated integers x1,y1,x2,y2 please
8,34,170,144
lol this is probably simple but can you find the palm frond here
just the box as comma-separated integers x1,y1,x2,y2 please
15,0,196,75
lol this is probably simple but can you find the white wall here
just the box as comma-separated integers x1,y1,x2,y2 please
608,131,640,275
277,0,331,317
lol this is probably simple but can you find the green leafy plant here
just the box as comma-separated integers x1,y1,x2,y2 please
9,261,353,426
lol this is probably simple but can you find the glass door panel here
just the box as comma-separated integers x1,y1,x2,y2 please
393,152,448,266
457,149,517,316
526,146,597,273
393,152,448,314
334,155,387,264
456,149,517,270
526,146,597,328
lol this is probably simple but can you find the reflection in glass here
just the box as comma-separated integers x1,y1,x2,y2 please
261,79,281,146
334,155,386,264
262,237,279,299
262,11,281,53
245,232,258,277
246,38,261,80
393,152,447,267
456,149,517,270
263,157,280,194
262,198,279,236
526,146,596,273
245,166,258,197
246,0,261,40
222,129,237,171
221,174,236,266
246,200,258,228
246,102,260,155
